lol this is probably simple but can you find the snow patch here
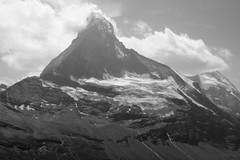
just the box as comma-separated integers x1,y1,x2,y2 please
115,45,126,59
19,105,24,110
78,110,88,116
230,92,240,101
75,103,78,108
200,75,219,90
41,81,57,88
158,111,174,118
61,85,103,102
151,72,160,79
61,86,86,101
26,105,35,111
214,97,220,100
33,115,39,119
200,73,237,92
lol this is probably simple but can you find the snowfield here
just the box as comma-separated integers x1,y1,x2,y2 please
58,74,207,117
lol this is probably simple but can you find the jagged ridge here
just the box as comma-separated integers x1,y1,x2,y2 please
40,13,185,87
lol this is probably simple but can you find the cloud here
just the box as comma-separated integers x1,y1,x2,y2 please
88,0,123,18
0,0,101,71
98,2,122,18
0,77,16,86
119,23,231,75
213,48,232,60
131,20,153,37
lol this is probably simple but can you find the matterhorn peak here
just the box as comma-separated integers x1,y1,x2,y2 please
40,11,186,86
86,12,114,34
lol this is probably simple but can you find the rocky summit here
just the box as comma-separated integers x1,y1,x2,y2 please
0,14,240,160
40,13,184,87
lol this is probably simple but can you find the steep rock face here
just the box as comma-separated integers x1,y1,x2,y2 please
40,14,185,87
1,77,74,107
190,71,240,117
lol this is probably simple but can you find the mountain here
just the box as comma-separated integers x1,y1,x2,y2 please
190,71,240,117
40,13,185,87
0,14,240,160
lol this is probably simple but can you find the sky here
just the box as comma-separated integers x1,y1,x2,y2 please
0,0,239,89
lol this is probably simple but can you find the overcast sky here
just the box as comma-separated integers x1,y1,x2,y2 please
0,0,239,89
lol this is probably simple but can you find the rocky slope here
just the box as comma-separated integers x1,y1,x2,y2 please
0,14,239,160
0,84,7,92
190,71,240,117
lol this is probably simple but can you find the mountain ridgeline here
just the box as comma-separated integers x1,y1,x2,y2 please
0,14,240,160
40,14,185,87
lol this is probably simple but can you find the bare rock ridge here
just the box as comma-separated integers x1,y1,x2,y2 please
40,13,185,86
1,77,74,106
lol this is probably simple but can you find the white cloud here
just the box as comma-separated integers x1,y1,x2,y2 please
99,2,122,18
0,0,100,71
0,77,16,86
120,25,231,75
131,20,153,37
213,48,232,60
88,0,123,18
